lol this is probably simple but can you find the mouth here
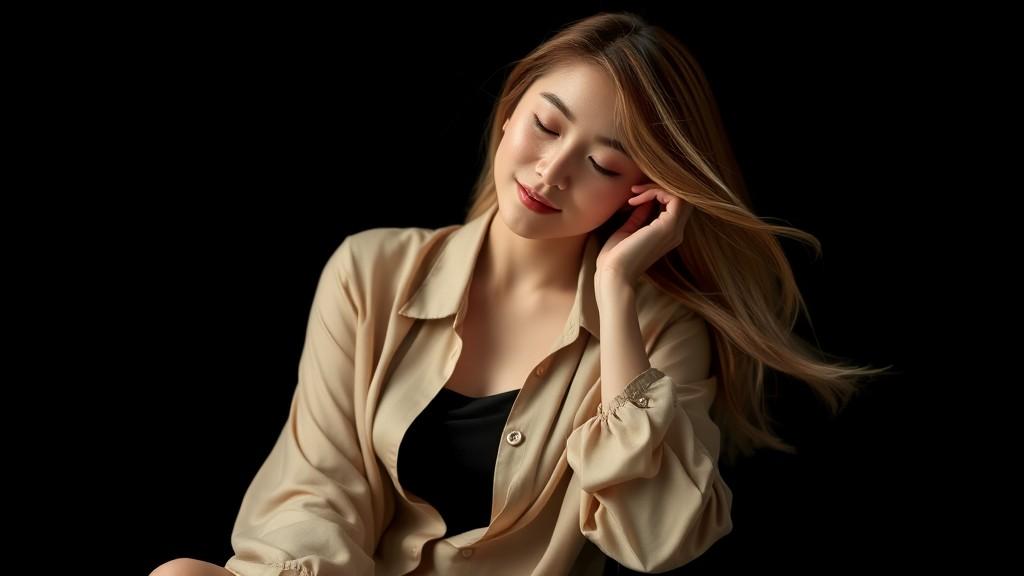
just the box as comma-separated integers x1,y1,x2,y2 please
516,180,559,210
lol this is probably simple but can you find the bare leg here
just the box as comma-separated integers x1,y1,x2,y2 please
149,558,235,576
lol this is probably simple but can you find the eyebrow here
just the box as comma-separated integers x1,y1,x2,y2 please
539,91,629,156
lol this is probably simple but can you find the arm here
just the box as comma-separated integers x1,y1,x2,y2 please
565,276,733,573
225,237,375,576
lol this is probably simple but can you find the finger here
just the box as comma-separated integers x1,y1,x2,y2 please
630,184,658,194
654,190,675,204
627,190,656,204
661,193,679,212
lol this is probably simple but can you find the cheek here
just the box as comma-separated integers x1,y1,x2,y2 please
572,188,630,224
495,130,520,168
595,186,631,210
506,124,540,161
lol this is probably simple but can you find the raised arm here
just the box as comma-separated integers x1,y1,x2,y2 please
566,282,732,573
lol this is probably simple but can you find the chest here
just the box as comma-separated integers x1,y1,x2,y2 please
444,291,575,397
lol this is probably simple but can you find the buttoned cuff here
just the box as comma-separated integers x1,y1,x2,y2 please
596,367,665,423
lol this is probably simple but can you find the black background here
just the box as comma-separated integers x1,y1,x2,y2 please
31,2,994,574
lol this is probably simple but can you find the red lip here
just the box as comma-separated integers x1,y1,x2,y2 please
516,180,559,210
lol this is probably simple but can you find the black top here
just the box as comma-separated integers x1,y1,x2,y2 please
397,386,520,538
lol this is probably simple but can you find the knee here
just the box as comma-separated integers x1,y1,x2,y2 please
150,557,225,576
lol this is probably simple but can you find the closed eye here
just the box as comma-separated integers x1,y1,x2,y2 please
533,114,558,137
532,114,620,177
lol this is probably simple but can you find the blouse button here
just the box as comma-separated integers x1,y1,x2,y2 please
506,429,524,446
460,548,474,558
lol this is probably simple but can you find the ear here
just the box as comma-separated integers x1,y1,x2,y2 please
502,118,509,132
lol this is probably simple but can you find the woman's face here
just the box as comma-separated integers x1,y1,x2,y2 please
494,62,648,239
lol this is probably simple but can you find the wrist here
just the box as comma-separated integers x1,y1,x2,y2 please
596,269,636,306
597,267,635,290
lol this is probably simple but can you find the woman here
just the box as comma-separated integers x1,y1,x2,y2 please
152,11,888,576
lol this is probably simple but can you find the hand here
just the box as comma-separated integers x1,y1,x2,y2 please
595,184,695,293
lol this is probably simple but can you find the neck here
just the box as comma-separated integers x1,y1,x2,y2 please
477,211,587,300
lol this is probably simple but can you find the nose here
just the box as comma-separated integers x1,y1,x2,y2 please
536,151,570,192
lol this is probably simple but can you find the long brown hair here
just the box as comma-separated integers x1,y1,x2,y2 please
465,12,892,464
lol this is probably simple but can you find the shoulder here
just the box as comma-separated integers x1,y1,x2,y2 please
327,223,458,294
335,226,437,269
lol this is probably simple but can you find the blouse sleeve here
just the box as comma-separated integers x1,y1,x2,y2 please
224,237,376,576
565,306,733,573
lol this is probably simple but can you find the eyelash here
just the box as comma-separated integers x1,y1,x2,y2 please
532,115,619,177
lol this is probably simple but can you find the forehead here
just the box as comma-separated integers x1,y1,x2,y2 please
526,63,618,124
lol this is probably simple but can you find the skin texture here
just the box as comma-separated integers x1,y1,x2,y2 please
487,60,651,298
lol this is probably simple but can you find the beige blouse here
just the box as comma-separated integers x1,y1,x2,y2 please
224,203,733,576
